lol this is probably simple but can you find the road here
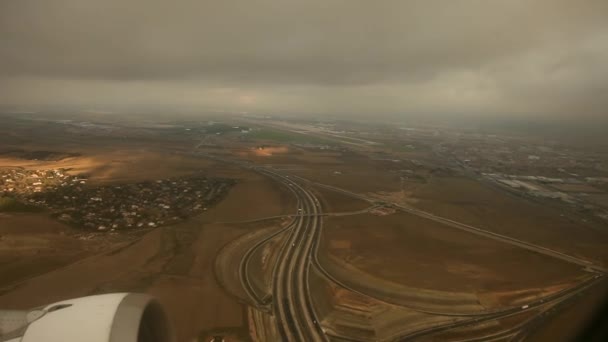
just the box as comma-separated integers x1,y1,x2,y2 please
290,175,606,273
193,153,327,340
284,174,607,340
260,169,328,342
394,204,606,272
398,273,605,341
239,218,297,309
194,152,605,341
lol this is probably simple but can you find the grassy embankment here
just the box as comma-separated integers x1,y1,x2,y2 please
0,197,41,213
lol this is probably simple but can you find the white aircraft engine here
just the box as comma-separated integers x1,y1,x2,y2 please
0,293,173,342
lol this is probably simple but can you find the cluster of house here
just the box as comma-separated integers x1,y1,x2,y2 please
1,168,234,231
1,168,82,195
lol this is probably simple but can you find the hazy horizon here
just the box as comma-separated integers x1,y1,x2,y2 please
1,0,607,122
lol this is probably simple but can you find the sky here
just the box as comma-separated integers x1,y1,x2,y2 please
1,0,607,121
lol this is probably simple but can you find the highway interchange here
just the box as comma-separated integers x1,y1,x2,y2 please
197,152,606,341
261,168,328,342
198,153,328,341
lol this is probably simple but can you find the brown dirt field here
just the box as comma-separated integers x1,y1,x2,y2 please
202,171,296,222
0,213,72,235
308,267,465,341
232,145,342,166
0,226,163,308
0,213,93,288
153,172,295,341
318,256,486,314
312,186,372,213
319,212,587,312
272,150,422,194
0,163,294,342
1,150,219,185
587,193,608,208
214,219,286,304
248,307,279,342
292,152,344,165
524,278,608,342
246,223,292,301
81,151,219,184
0,219,231,342
550,183,603,193
420,309,539,341
292,162,403,194
148,221,250,342
410,176,608,266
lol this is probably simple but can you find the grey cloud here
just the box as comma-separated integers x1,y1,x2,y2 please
1,0,607,118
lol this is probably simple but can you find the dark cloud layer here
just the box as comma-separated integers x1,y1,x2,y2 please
1,0,607,119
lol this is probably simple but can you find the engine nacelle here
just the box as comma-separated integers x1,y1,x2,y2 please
0,293,174,342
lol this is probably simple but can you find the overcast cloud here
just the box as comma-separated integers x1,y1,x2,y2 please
1,0,607,119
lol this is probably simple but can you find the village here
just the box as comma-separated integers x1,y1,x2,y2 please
0,168,234,231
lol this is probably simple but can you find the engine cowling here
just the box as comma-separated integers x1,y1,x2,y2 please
0,293,174,342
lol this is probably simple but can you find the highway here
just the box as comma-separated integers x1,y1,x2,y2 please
194,151,605,341
193,152,327,340
239,218,297,309
398,273,605,341
286,174,608,339
260,169,328,342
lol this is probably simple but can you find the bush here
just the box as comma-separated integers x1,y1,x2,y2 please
0,197,41,212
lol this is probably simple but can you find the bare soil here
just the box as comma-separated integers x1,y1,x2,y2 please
0,150,218,185
308,267,464,341
319,212,587,312
0,160,294,342
0,213,94,288
524,278,608,342
312,186,371,213
269,150,410,194
410,176,608,266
